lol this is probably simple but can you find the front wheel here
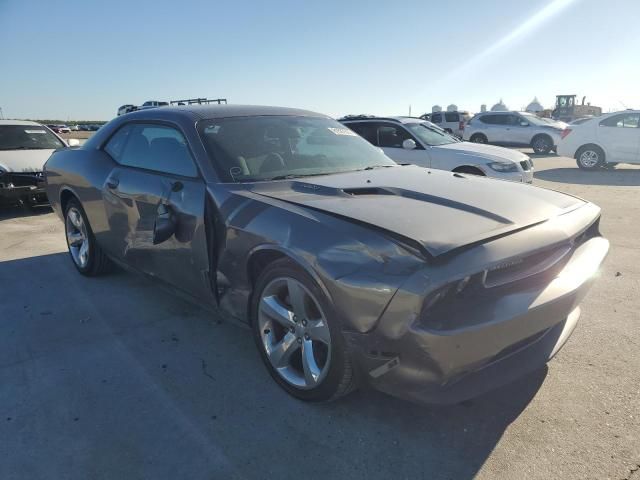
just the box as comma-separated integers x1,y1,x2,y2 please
470,133,488,144
251,258,356,402
576,145,604,170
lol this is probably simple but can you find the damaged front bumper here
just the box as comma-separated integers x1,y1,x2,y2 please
0,172,48,206
345,229,609,405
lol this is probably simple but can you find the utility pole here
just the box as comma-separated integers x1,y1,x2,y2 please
0,107,4,120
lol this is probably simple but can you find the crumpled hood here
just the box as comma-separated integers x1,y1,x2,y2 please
0,149,55,172
433,141,529,163
248,165,584,257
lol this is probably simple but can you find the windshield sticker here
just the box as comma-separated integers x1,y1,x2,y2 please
327,127,357,136
24,129,46,134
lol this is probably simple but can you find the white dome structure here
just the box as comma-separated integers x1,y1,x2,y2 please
526,97,544,113
491,99,508,112
431,105,442,113
446,104,458,112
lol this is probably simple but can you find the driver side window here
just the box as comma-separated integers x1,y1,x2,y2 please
104,123,198,177
376,123,414,148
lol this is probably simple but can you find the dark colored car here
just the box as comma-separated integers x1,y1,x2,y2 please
44,105,609,404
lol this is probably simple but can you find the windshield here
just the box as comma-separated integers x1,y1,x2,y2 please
0,125,64,150
519,113,550,126
198,116,396,182
404,121,461,146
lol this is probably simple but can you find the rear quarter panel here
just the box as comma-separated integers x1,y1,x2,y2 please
44,148,114,237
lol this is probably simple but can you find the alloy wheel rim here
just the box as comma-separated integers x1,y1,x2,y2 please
258,277,331,389
533,139,547,152
580,150,599,167
66,207,90,268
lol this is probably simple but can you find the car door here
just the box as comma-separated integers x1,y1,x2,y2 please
374,122,431,167
478,114,506,143
597,113,640,162
101,122,213,301
504,114,531,145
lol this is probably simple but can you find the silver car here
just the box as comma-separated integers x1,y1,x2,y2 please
342,116,533,183
44,105,608,404
463,111,563,154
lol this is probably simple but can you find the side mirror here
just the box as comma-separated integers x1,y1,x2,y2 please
520,121,529,127
402,139,417,150
153,204,176,245
67,138,80,147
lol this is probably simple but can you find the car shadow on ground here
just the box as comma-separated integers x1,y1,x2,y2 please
0,204,53,220
529,151,559,158
0,252,547,480
535,167,640,186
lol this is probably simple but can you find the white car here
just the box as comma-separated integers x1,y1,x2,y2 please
0,120,78,206
463,111,563,154
557,110,640,170
341,116,534,183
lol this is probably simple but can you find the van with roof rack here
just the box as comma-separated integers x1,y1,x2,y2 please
421,110,471,138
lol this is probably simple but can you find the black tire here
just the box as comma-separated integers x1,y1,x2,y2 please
453,165,485,176
531,135,553,154
64,198,112,276
251,258,356,402
575,145,605,171
470,133,488,144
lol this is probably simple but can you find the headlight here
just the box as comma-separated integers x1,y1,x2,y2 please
488,162,518,173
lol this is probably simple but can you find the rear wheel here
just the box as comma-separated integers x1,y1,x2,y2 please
251,258,356,402
576,145,604,170
531,135,553,154
64,198,112,276
470,133,487,144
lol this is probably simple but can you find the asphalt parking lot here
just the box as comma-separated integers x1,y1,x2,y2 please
1,153,639,480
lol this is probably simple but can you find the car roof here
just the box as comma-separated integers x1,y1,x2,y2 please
476,111,520,115
121,104,328,122
604,109,640,115
340,116,425,125
0,119,42,126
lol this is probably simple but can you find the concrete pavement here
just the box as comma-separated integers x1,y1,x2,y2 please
1,154,638,480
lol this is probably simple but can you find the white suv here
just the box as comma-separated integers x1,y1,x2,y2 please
421,111,470,138
557,110,640,170
341,116,533,183
464,111,563,154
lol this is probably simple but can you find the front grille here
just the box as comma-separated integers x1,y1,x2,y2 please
520,160,531,171
0,172,44,188
483,244,572,288
418,221,600,331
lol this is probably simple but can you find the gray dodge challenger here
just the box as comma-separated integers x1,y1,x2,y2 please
44,105,609,404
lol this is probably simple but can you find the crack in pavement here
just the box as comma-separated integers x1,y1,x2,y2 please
622,463,640,480
200,358,215,382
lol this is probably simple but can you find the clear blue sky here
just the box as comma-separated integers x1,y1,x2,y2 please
1,0,638,120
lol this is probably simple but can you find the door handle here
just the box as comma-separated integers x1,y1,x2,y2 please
106,177,119,189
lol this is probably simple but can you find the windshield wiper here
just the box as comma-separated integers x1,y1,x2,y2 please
268,172,333,181
359,165,395,171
